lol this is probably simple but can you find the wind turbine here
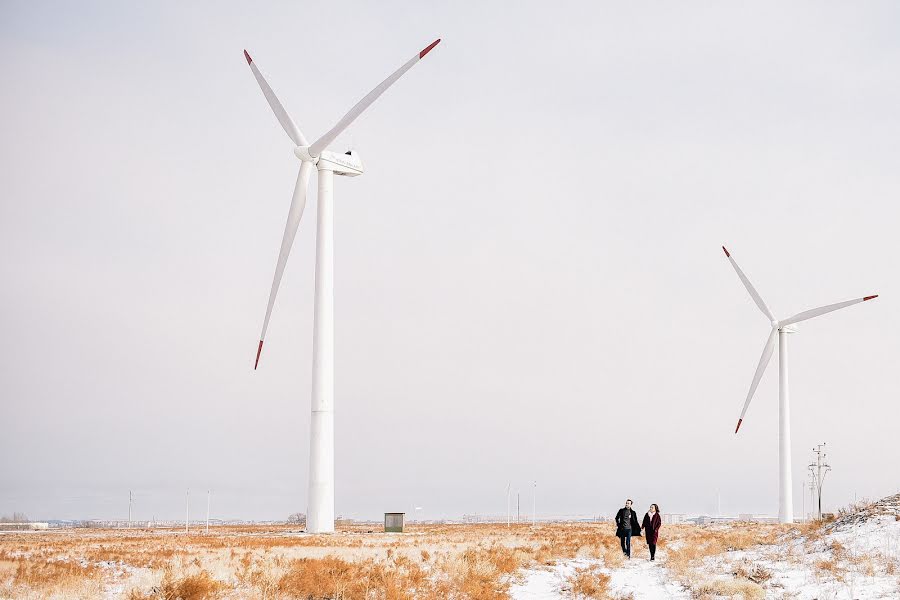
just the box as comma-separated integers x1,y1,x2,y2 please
246,39,442,534
723,246,877,523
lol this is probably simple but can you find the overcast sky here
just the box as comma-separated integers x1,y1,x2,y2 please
2,1,899,523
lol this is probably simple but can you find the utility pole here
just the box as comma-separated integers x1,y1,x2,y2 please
807,443,831,520
128,490,133,525
506,483,511,528
807,478,816,522
206,490,210,535
801,478,805,522
185,489,190,533
517,491,520,523
532,481,536,527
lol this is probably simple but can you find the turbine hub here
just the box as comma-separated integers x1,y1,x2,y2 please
293,146,316,162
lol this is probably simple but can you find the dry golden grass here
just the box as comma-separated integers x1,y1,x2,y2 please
1,523,557,599
694,577,765,599
128,568,224,600
0,522,660,599
567,565,611,599
0,553,104,599
0,519,865,599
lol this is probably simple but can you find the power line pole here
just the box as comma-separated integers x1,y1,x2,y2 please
517,491,520,524
809,479,816,521
206,490,210,535
532,481,536,527
506,483,511,528
128,490,133,525
185,489,190,533
807,443,831,520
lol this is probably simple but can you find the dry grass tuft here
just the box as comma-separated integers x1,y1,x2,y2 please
695,577,765,599
128,569,224,600
815,558,845,582
277,557,373,599
732,560,772,584
567,565,611,599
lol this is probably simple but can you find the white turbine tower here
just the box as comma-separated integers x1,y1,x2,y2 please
247,39,442,534
723,246,877,523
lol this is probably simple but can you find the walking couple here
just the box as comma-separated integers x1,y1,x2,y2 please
614,499,661,560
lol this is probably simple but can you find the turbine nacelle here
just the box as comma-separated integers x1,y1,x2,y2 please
292,146,364,176
317,149,364,177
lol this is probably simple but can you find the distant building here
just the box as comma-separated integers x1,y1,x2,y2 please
0,522,48,531
662,513,686,525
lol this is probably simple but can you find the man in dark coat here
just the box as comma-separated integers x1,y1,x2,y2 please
614,499,642,558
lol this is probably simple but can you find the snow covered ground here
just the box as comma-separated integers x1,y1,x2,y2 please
510,556,690,599
512,494,900,599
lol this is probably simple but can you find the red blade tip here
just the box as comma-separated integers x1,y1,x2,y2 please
722,246,730,257
734,418,742,434
254,340,264,370
420,39,441,59
243,50,252,65
863,295,878,301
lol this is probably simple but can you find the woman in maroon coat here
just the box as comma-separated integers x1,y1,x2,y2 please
642,504,661,561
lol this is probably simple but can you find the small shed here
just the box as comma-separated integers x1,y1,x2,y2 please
384,512,405,533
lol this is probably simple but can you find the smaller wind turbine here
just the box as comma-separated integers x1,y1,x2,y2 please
723,246,877,523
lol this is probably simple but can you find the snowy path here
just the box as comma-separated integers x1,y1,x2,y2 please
508,559,587,600
606,559,690,600
510,557,689,600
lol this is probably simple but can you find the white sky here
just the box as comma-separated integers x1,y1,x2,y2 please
1,1,898,522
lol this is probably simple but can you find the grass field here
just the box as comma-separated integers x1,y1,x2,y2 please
1,511,898,599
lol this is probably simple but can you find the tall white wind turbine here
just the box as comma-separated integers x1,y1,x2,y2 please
246,39,441,533
723,246,877,523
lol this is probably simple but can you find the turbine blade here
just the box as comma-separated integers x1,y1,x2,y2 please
255,161,313,369
735,327,777,433
308,38,441,157
244,50,309,147
778,295,878,328
723,246,777,323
